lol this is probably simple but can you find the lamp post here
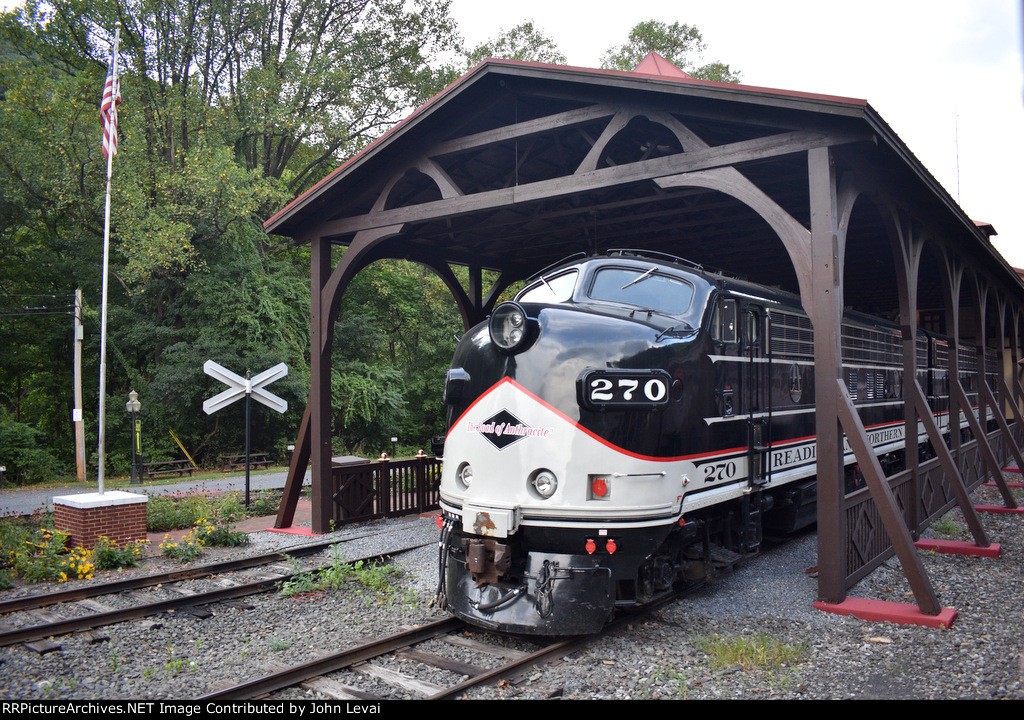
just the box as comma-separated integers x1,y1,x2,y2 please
125,390,141,484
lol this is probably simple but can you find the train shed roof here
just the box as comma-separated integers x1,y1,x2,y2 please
266,53,1020,319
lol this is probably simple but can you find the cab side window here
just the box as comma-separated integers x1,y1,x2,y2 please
711,298,737,343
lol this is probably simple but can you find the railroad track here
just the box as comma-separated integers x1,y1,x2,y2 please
201,594,682,701
0,532,431,652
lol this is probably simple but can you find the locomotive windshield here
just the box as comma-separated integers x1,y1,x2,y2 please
517,269,579,304
588,266,694,315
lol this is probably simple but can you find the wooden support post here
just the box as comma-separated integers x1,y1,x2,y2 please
310,235,334,534
908,379,991,547
275,403,310,529
978,380,1024,507
951,379,1018,509
835,380,942,615
807,146,846,604
1000,374,1024,440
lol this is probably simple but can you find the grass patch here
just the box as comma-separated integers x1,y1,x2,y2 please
929,513,964,538
699,632,807,671
278,545,406,604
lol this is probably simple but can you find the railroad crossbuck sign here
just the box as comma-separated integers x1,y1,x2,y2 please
202,361,288,414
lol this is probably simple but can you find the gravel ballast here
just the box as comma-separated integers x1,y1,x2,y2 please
0,482,1022,701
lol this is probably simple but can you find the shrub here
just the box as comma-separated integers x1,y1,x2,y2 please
159,529,205,562
193,519,250,548
92,536,147,570
146,494,216,532
0,416,65,485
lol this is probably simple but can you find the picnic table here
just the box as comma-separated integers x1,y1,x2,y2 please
142,459,196,479
219,453,271,472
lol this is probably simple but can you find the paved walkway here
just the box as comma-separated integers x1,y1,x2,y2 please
0,469,309,517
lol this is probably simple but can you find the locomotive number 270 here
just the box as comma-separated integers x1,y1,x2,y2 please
578,370,671,409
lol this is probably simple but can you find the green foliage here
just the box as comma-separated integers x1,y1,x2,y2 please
158,527,205,562
463,21,567,67
0,523,97,583
278,545,406,604
601,20,742,82
145,490,278,532
91,535,146,570
0,411,66,484
1,4,741,477
146,494,216,533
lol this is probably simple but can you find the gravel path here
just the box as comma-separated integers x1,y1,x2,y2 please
1,483,1021,701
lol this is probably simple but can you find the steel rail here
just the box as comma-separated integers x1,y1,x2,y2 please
200,591,684,700
0,531,383,615
0,541,432,648
429,592,683,699
198,616,466,700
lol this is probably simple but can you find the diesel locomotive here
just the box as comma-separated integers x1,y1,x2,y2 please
434,250,962,635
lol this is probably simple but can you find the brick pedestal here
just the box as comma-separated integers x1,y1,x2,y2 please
53,491,148,549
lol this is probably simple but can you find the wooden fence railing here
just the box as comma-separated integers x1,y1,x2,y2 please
330,454,442,526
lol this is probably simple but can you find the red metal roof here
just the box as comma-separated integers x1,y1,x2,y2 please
632,51,694,79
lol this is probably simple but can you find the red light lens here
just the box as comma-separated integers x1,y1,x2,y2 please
585,538,596,554
592,477,608,497
606,539,617,554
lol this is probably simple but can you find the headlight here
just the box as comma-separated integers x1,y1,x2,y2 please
456,462,473,489
530,469,558,499
489,302,530,354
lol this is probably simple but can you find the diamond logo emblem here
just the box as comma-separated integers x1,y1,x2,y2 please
472,409,531,450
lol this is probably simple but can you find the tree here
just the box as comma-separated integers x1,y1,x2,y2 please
463,20,566,67
601,20,741,83
0,0,464,475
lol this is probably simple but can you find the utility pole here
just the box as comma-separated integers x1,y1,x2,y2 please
74,288,85,482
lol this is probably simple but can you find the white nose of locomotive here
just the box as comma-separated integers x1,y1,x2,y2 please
439,377,685,535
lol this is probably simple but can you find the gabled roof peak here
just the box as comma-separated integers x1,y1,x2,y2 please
633,51,693,79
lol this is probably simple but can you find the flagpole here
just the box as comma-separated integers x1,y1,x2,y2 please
97,22,120,495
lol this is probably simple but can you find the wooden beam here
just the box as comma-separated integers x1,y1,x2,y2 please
978,379,1024,506
427,103,623,157
310,234,334,534
275,403,310,529
951,378,1018,509
807,145,846,605
314,129,867,239
835,379,942,616
907,378,990,547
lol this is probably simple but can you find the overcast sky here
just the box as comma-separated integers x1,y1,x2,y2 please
450,0,1024,269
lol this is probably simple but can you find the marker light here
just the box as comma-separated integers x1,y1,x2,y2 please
489,302,530,354
591,477,609,498
606,539,617,555
585,538,596,555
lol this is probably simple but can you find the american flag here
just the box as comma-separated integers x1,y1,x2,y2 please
100,61,121,159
